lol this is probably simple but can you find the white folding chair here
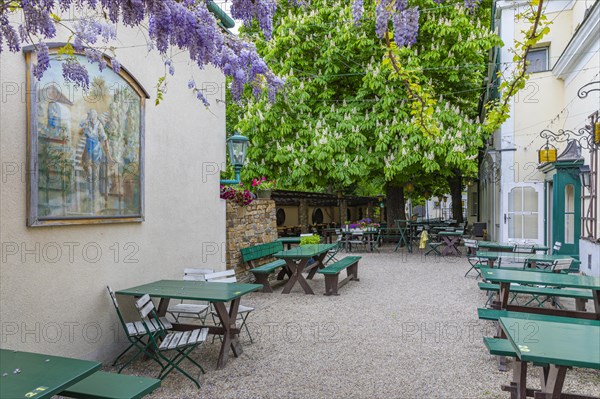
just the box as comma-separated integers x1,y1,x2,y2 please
167,268,214,323
537,242,563,269
551,258,575,272
552,241,562,254
513,244,535,254
205,270,255,343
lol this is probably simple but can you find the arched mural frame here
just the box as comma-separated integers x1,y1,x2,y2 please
25,44,149,226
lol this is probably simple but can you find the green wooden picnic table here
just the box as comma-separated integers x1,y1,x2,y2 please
481,268,600,318
477,241,549,253
274,244,336,294
276,236,301,249
476,251,575,268
0,349,101,399
437,231,464,256
117,280,262,369
499,317,600,398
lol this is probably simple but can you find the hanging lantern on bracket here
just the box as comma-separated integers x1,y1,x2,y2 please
538,140,557,163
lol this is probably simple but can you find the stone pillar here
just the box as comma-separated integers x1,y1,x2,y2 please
339,200,347,225
225,199,277,281
366,203,372,219
299,199,309,233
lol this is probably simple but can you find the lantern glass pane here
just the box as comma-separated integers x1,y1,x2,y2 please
228,140,248,166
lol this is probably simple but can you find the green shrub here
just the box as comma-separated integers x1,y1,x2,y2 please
300,234,321,245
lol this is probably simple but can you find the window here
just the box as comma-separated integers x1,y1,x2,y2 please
526,47,548,73
564,184,575,244
508,187,539,240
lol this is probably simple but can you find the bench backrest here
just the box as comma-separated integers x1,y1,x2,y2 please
183,268,214,281
205,269,237,283
240,241,284,262
552,258,573,271
514,244,535,254
471,222,486,237
553,241,562,253
463,239,478,249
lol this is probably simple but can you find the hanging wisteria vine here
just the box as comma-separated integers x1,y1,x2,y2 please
0,0,489,106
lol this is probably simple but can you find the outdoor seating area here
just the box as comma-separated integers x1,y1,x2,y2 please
2,238,599,399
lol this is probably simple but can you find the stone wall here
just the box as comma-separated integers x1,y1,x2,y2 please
226,199,278,281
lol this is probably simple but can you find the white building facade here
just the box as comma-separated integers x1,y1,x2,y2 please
479,0,599,275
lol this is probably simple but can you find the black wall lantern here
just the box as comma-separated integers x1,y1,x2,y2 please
579,164,591,189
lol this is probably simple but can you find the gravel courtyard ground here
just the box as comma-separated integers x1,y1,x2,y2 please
110,247,600,399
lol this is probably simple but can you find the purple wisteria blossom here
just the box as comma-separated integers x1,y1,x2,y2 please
352,0,364,25
110,57,121,73
196,90,210,107
375,0,391,38
33,42,50,80
62,60,90,89
464,0,481,11
84,48,107,71
393,7,420,47
231,0,276,40
394,0,408,13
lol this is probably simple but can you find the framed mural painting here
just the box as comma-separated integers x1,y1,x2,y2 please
25,45,149,226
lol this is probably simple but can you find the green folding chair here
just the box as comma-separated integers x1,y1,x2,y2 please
424,230,442,256
325,232,344,264
463,239,485,278
107,286,170,373
135,294,209,388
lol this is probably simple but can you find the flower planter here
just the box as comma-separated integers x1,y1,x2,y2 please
257,189,272,199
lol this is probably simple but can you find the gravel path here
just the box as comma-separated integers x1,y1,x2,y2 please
110,247,600,398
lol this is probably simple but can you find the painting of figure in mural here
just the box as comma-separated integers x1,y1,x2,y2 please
29,53,144,225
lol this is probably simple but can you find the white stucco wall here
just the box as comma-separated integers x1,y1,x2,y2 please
0,21,227,360
579,239,600,277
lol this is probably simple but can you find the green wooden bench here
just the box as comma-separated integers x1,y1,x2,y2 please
241,241,288,293
61,371,160,399
483,337,516,357
317,256,361,296
478,282,592,310
483,336,550,370
477,308,600,326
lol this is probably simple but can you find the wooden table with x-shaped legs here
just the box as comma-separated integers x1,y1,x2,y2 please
274,244,337,295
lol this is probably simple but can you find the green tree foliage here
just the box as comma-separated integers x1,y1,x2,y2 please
232,0,501,219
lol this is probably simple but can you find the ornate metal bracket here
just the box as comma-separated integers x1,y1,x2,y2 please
539,128,594,150
578,80,600,98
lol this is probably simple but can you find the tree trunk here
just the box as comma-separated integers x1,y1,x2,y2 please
386,185,406,225
449,170,464,224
